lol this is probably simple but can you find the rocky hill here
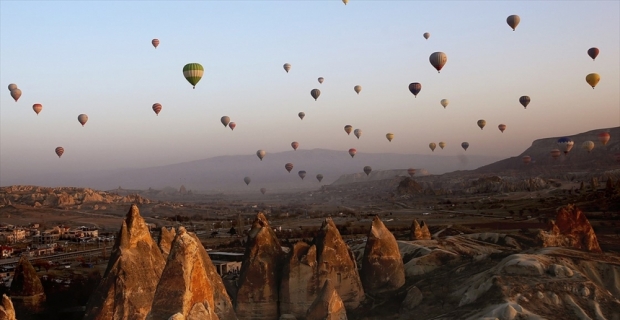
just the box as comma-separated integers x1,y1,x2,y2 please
331,169,429,186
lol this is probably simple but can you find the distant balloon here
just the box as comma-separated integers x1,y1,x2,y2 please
363,166,372,176
298,112,305,120
318,77,324,84
429,52,447,73
298,171,307,180
291,141,299,151
557,137,574,155
522,156,531,165
354,129,362,139
440,99,449,108
429,143,436,152
407,168,416,178
221,116,231,127
260,188,266,195
283,63,291,73
7,84,17,91
586,73,600,89
344,125,353,135
316,174,323,183
77,114,88,127
587,47,599,61
354,85,362,95
598,132,610,146
519,96,531,109
55,147,64,158
229,122,236,131
152,103,162,116
438,141,446,149
550,149,561,160
348,148,357,158
285,163,294,173
423,32,430,40
152,39,160,49
506,15,520,31
582,141,595,153
311,89,321,101
256,150,266,161
32,104,42,115
386,133,394,142
183,63,204,89
477,119,486,130
408,83,421,98
10,89,21,102
461,142,469,151
244,177,251,185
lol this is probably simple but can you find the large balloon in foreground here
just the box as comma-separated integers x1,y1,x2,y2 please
152,103,162,116
522,156,531,165
77,114,88,127
407,168,416,178
348,148,357,158
283,63,291,73
477,119,486,130
550,149,561,160
183,63,204,89
423,32,430,40
316,174,323,183
519,96,531,109
285,163,294,173
10,89,21,102
291,141,299,150
318,77,324,84
55,147,64,158
586,73,600,89
461,142,469,151
429,143,436,152
229,122,236,131
429,52,447,73
260,188,266,195
440,99,449,108
32,104,42,115
244,177,251,185
363,166,372,176
587,47,599,61
344,125,353,135
582,141,594,153
354,85,362,95
598,132,610,146
298,112,305,120
152,39,159,49
557,137,574,154
221,116,231,127
386,133,394,142
8,84,17,91
498,124,507,133
438,141,446,149
354,129,362,139
507,15,520,31
298,171,306,180
408,83,421,97
256,150,266,161
311,89,321,101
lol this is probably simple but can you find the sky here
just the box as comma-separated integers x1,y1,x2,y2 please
1,1,619,185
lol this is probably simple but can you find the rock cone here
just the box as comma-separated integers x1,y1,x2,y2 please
361,216,405,295
158,227,176,260
0,294,17,320
9,256,45,316
537,204,602,253
306,279,347,320
411,219,431,240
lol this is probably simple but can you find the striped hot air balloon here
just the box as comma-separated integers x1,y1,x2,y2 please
438,141,446,149
344,125,353,135
348,148,357,158
557,137,574,154
285,163,294,173
152,39,160,48
318,77,324,84
311,89,321,101
152,103,162,116
32,104,42,115
55,147,64,158
183,63,204,89
354,129,362,139
429,52,447,73
291,141,299,151
408,83,421,97
283,63,291,73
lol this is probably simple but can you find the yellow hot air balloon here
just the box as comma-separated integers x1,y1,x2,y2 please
386,133,394,142
354,85,362,95
342,0,349,5
477,119,486,130
438,141,446,149
429,143,436,152
582,141,594,153
440,99,449,108
586,73,600,89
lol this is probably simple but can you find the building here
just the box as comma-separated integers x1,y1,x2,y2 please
0,246,13,258
207,251,243,276
0,229,26,244
32,232,60,245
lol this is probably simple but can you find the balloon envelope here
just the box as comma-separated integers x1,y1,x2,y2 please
386,133,394,142
229,122,236,131
183,63,204,89
348,148,357,158
408,83,421,97
298,171,306,180
354,129,362,139
582,141,595,153
55,147,64,158
557,137,574,154
342,0,348,5
498,124,507,133
598,132,610,145
77,114,88,126
519,96,531,109
507,15,520,31
298,112,305,120
152,103,162,116
283,63,291,73
429,143,436,152
440,99,449,108
344,125,353,135
461,142,469,151
221,116,231,127
256,150,266,161
423,32,430,39
316,174,323,183
291,141,299,150
285,163,294,173
363,166,372,176
244,177,251,185
8,84,17,91
318,77,324,84
311,89,321,101
429,52,448,73
477,119,486,130
438,141,446,149
586,73,600,88
587,47,599,61
354,85,362,94
260,188,266,195
152,39,159,48
32,104,42,115
10,89,21,102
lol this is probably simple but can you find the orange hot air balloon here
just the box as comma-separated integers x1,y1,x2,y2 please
407,168,416,178
291,141,299,150
598,132,610,146
498,124,506,133
152,39,160,48
522,156,531,165
344,125,353,135
348,148,357,158
55,147,64,158
229,122,236,131
152,103,162,116
285,163,294,173
550,149,561,160
32,104,42,115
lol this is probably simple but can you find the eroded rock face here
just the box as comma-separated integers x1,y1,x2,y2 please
148,227,235,320
158,227,176,260
83,204,166,320
306,279,347,320
235,213,283,320
9,256,45,315
0,185,150,208
411,219,431,240
361,216,405,295
537,204,602,253
0,294,17,320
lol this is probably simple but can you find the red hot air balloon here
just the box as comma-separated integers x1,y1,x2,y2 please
587,47,599,61
408,83,421,97
55,147,64,158
291,141,299,151
598,132,610,146
348,148,357,158
285,163,294,173
498,124,507,133
229,122,236,131
152,39,160,48
32,104,42,115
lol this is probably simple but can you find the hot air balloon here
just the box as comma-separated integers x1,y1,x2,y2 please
363,166,372,176
507,15,520,31
429,52,447,73
440,99,449,108
285,163,294,173
55,147,64,158
587,47,599,61
598,132,610,146
260,188,266,195
461,142,469,151
183,63,204,89
354,129,362,139
344,125,353,135
7,84,17,91
221,116,231,127
354,85,362,95
477,119,486,130
386,133,394,142
32,104,42,115
519,96,531,109
298,112,305,120
586,73,600,89
408,83,421,97
256,150,266,161
244,177,251,185
229,122,236,131
522,156,531,165
438,141,446,149
283,63,291,73
550,149,561,160
291,141,299,151
423,32,430,40
557,137,574,155
318,77,324,84
582,141,595,153
152,103,162,116
407,168,416,178
77,114,88,127
10,89,21,102
311,89,321,101
316,174,323,183
152,39,160,49
348,148,357,158
429,143,436,152
298,171,306,180
342,0,348,5
498,124,507,133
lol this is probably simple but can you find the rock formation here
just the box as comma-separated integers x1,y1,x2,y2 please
0,294,17,320
280,218,363,319
83,204,166,320
158,227,176,260
306,279,347,320
235,213,283,320
411,219,431,240
148,227,236,320
361,216,405,295
537,204,602,253
396,177,424,195
9,256,46,316
0,185,150,208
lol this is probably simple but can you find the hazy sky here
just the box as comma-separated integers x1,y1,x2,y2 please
1,1,619,184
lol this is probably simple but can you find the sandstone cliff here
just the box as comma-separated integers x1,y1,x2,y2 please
158,227,176,260
0,185,150,208
306,279,347,320
83,204,166,320
0,294,16,320
148,227,236,320
361,216,405,295
235,213,283,320
411,219,431,240
537,204,602,253
9,256,45,316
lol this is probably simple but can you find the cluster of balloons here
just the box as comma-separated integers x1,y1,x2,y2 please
521,132,612,165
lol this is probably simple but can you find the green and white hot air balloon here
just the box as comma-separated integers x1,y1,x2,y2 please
183,63,204,89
